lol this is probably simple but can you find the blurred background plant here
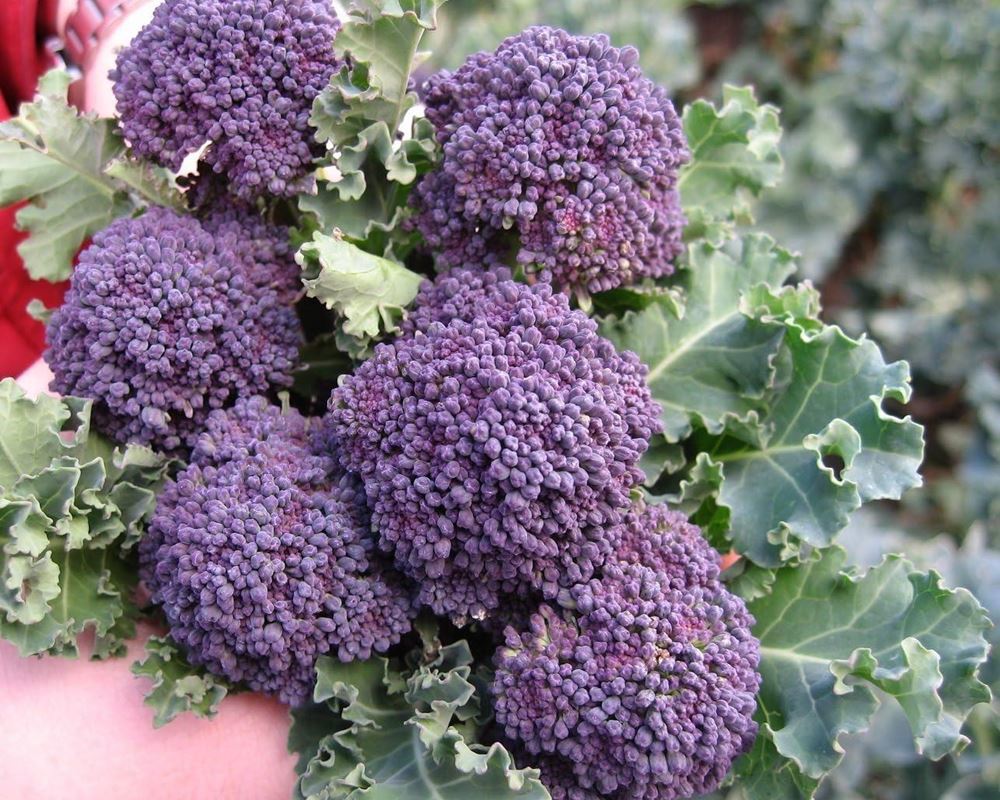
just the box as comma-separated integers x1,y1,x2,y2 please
427,1,999,796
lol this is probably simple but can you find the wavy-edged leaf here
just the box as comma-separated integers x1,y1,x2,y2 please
682,322,924,566
298,233,423,352
291,644,547,800
0,70,134,281
678,84,782,231
737,548,992,797
602,233,791,442
306,1,442,258
132,636,229,727
104,156,185,210
0,380,169,657
0,547,126,656
334,0,444,122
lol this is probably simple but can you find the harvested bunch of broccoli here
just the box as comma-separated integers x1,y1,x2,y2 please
494,502,761,800
45,208,302,454
111,0,342,200
410,26,689,295
0,3,980,800
326,270,661,623
139,397,414,705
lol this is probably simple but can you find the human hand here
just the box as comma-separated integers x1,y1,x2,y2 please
5,359,298,799
58,0,164,116
0,626,297,800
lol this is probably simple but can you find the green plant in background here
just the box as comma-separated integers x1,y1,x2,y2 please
423,0,700,94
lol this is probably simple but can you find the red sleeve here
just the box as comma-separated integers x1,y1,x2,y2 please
0,0,68,379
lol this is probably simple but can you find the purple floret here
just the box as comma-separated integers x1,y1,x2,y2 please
110,0,341,201
410,26,689,295
140,398,415,706
615,501,722,592
45,207,302,454
327,274,661,623
399,265,515,337
494,507,761,800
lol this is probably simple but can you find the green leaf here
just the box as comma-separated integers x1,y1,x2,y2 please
0,380,169,657
738,548,992,796
678,85,782,226
104,156,185,210
292,648,548,800
306,1,443,258
681,322,924,567
734,734,820,800
0,379,76,488
0,547,126,656
298,233,424,347
601,234,791,442
334,0,444,129
132,636,229,727
0,70,134,281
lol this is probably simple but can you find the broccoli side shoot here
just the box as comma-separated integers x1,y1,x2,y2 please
110,0,342,201
494,502,761,800
411,26,689,295
45,207,302,454
139,398,415,706
327,273,661,623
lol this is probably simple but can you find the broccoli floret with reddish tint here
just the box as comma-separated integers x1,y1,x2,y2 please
493,505,760,800
411,26,688,295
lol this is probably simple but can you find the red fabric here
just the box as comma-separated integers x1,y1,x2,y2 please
0,0,68,378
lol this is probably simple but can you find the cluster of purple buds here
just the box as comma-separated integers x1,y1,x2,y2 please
326,269,662,623
139,398,414,705
494,502,761,799
411,26,689,295
111,0,342,200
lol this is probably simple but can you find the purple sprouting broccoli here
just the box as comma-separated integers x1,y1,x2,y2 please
110,0,342,201
494,504,760,800
45,207,302,454
410,26,689,295
326,273,661,624
399,264,515,337
614,501,723,591
139,397,415,706
482,502,715,640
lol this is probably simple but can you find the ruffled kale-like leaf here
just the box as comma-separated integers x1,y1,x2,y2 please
678,85,782,238
306,0,442,217
736,548,992,798
298,233,423,355
131,636,229,727
601,233,791,442
0,379,169,657
0,71,134,281
290,641,548,800
680,316,924,567
333,0,444,126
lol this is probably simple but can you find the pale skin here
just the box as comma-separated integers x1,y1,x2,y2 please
2,360,298,799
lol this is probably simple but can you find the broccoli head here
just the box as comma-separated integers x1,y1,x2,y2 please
494,504,760,799
45,207,302,454
327,273,661,623
411,26,689,295
110,0,342,201
140,398,415,706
